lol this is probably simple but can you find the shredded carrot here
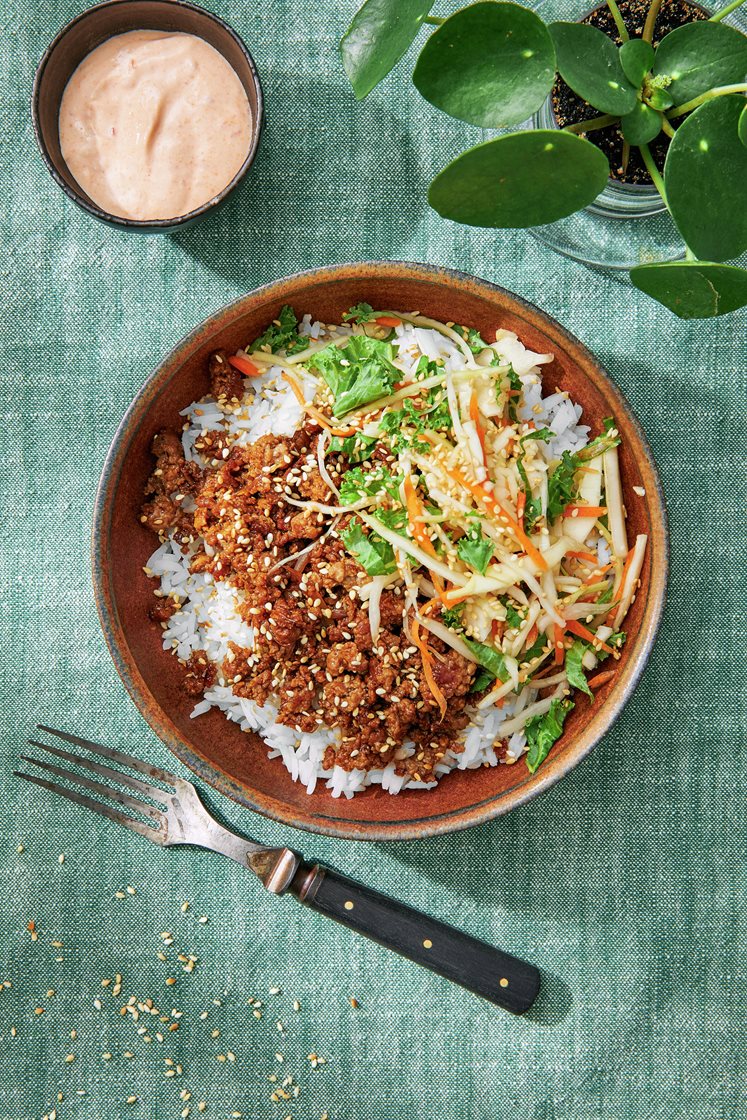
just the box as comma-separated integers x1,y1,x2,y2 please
567,550,599,563
564,618,617,656
579,563,613,587
563,505,608,518
282,369,309,404
227,354,261,378
281,371,358,437
490,618,505,643
587,669,616,690
553,623,566,666
516,489,526,528
376,315,402,328
469,390,487,461
524,623,538,650
419,434,547,571
411,617,447,718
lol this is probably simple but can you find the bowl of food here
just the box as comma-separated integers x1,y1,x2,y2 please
92,261,668,840
32,0,263,231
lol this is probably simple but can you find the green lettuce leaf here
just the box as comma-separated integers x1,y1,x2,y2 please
456,520,494,574
517,428,551,533
309,335,398,417
454,324,489,354
251,305,307,355
504,365,522,423
378,388,452,452
342,302,376,323
503,599,524,630
525,698,574,774
523,631,550,664
565,640,593,701
328,432,378,463
441,604,465,629
340,519,396,576
463,639,509,684
338,464,402,507
470,668,495,693
546,450,579,523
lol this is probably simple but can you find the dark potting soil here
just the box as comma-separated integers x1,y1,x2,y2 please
551,0,709,184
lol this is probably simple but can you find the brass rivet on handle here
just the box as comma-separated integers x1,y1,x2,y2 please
344,900,354,911
499,977,509,988
423,939,433,949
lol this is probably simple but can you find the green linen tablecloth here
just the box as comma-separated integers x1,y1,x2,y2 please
1,2,745,1117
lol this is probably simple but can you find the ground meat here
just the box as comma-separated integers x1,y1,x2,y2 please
183,651,215,697
142,382,480,782
326,643,368,677
141,493,192,540
149,597,178,623
208,350,244,405
146,429,200,499
429,649,476,701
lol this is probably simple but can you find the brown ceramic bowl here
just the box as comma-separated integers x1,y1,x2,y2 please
92,261,668,840
32,0,263,232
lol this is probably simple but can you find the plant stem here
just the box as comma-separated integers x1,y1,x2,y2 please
639,143,668,205
709,0,746,21
642,0,663,42
667,82,747,119
564,113,619,134
423,15,445,25
621,139,631,173
660,117,676,138
606,0,630,39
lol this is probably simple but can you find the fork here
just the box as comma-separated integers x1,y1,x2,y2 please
17,726,541,1013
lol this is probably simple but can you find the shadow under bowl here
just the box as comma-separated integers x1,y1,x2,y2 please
32,0,263,232
92,261,669,840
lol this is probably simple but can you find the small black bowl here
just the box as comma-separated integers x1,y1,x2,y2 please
32,0,264,232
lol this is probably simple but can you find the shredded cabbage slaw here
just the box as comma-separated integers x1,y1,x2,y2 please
238,304,647,774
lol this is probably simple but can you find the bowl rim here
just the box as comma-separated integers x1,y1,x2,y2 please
91,260,669,841
31,0,264,231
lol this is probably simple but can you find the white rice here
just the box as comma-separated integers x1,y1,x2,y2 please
146,319,593,797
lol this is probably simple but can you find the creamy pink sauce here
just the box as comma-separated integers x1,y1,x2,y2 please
59,30,253,221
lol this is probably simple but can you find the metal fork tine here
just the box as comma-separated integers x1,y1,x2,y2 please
35,725,178,787
15,771,164,843
20,755,165,825
27,739,170,806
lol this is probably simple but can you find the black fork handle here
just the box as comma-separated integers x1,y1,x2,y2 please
289,862,540,1014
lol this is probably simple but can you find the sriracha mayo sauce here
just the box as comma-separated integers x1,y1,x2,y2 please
59,30,253,221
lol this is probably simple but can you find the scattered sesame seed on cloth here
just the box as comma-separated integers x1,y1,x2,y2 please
0,0,744,1112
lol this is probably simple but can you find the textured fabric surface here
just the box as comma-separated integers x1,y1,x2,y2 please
1,2,745,1118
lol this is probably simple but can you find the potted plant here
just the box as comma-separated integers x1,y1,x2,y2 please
339,0,747,318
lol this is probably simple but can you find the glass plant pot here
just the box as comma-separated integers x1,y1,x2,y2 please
525,0,746,271
528,97,684,270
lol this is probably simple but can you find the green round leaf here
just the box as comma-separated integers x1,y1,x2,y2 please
341,0,435,100
619,39,655,88
413,2,556,128
664,95,747,262
428,130,610,227
621,101,662,144
630,261,747,319
739,103,747,149
646,84,674,111
653,22,747,106
549,22,638,116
